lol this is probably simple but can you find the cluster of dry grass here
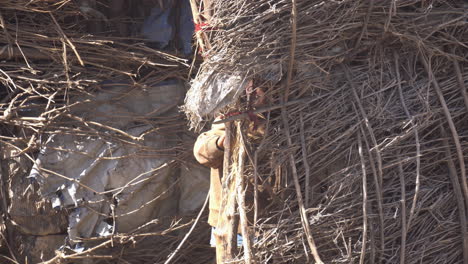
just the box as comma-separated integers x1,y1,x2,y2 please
0,1,217,263
1,0,467,263
186,0,468,263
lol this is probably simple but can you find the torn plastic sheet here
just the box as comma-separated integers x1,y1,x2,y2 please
28,80,209,246
183,67,250,128
59,243,85,254
95,221,113,237
30,121,178,243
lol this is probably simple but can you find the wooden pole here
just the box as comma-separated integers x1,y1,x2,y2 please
215,122,238,263
237,124,256,264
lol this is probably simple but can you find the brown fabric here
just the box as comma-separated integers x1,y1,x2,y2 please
194,122,269,229
193,123,225,227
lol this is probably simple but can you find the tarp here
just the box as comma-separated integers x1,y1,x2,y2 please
27,80,209,247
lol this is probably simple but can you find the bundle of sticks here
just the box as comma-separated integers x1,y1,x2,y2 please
0,1,216,263
186,0,468,263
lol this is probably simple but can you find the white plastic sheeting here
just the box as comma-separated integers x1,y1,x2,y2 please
183,55,283,128
182,53,250,129
28,80,209,244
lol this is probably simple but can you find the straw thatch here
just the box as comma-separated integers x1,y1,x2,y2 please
0,1,217,263
1,0,467,263
185,0,468,263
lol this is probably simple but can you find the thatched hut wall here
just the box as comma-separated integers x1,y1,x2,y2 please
185,0,468,263
0,1,215,263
